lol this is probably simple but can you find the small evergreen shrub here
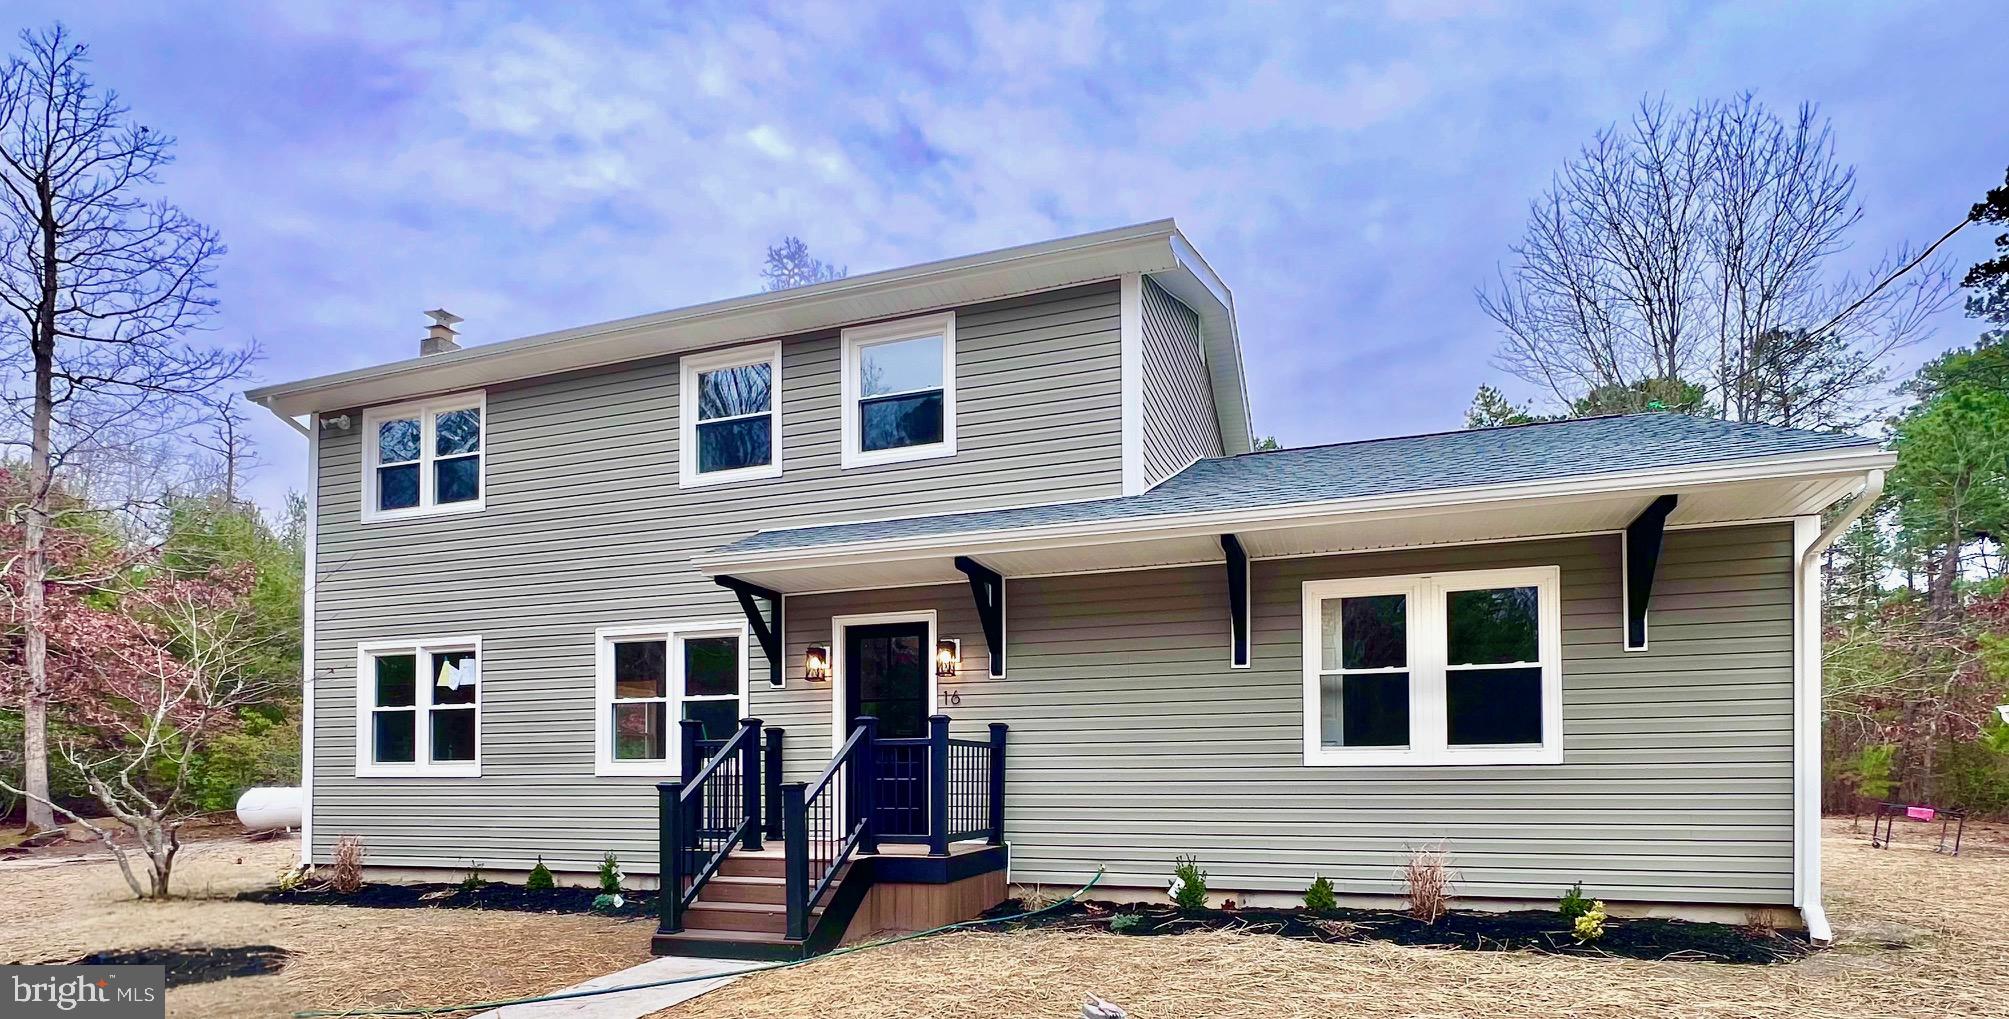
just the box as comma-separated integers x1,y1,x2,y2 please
459,862,487,892
598,853,624,894
1558,881,1592,920
1169,855,1209,910
1110,914,1142,933
526,858,556,892
1572,900,1608,942
1303,875,1338,912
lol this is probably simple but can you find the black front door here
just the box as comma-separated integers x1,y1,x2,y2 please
845,622,930,837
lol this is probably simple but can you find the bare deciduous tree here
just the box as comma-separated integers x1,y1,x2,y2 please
1479,94,1961,428
0,25,252,832
760,236,846,292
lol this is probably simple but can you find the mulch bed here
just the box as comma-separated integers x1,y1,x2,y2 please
974,899,1809,964
241,881,660,917
70,945,289,986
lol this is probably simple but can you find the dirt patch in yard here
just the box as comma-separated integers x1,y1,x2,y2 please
70,945,289,987
660,819,2009,1019
975,900,1806,964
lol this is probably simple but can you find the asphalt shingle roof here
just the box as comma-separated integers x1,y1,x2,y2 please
718,414,1880,557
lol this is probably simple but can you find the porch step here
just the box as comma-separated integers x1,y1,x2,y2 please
702,875,787,905
681,899,822,935
715,850,787,880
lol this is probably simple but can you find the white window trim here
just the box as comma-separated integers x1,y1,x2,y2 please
354,635,483,778
679,342,783,487
828,610,938,757
593,620,751,777
1301,566,1562,767
360,391,488,522
839,312,957,469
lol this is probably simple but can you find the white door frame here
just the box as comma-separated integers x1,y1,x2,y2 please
828,610,939,756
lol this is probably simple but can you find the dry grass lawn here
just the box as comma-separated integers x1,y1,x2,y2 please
0,835,654,1018
662,819,2009,1019
5,819,2005,1018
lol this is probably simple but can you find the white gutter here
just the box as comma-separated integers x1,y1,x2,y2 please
1791,467,1884,945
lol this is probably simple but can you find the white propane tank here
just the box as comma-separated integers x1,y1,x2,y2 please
235,786,303,831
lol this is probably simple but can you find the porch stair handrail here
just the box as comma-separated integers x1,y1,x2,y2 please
782,715,878,940
656,717,763,935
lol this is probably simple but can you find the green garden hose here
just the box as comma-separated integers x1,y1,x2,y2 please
291,869,1103,1018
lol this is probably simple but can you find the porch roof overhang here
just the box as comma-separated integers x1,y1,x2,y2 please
697,420,1892,594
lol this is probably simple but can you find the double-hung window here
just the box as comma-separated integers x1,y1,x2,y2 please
362,393,485,520
1302,566,1561,766
595,622,748,776
679,342,781,486
840,312,956,467
357,638,481,777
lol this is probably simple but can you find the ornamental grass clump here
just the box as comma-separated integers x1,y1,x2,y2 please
329,835,366,895
1402,846,1453,924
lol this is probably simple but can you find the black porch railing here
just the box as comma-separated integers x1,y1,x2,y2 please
656,717,763,935
781,714,1008,940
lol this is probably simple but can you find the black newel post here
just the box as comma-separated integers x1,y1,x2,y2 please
764,727,785,841
739,718,764,851
927,714,951,856
658,780,684,933
987,722,1008,846
679,718,705,833
783,782,809,940
855,715,880,854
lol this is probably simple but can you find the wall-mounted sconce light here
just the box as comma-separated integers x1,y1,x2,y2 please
805,645,831,682
935,638,961,678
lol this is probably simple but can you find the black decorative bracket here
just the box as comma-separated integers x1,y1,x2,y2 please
1222,534,1250,668
953,556,1006,678
1623,494,1677,652
716,576,784,686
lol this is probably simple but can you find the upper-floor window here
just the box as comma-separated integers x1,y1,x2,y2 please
840,312,957,468
357,636,481,777
679,342,782,486
362,393,485,521
1301,566,1562,767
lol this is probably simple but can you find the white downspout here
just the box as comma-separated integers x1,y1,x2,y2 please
1793,468,1884,945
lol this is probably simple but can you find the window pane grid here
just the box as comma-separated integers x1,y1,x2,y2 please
370,402,481,514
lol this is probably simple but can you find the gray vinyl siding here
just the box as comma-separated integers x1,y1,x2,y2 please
777,524,1797,906
1138,277,1221,486
308,282,1123,871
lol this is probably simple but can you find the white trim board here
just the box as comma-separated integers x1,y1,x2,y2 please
299,413,319,866
1119,272,1145,496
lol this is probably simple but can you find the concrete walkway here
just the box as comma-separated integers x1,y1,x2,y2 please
473,955,746,1019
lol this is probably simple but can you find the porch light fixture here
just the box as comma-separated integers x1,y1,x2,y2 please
935,638,961,678
804,645,831,682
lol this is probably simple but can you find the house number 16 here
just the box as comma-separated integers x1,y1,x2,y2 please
938,689,962,707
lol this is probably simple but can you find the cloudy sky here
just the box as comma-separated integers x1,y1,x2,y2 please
11,1,2003,508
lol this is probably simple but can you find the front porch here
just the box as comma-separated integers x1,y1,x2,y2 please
653,713,1011,960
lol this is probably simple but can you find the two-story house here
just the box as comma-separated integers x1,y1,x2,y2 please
248,220,1888,958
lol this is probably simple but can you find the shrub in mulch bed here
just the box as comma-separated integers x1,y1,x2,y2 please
975,900,1810,965
240,882,659,917
70,945,289,987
